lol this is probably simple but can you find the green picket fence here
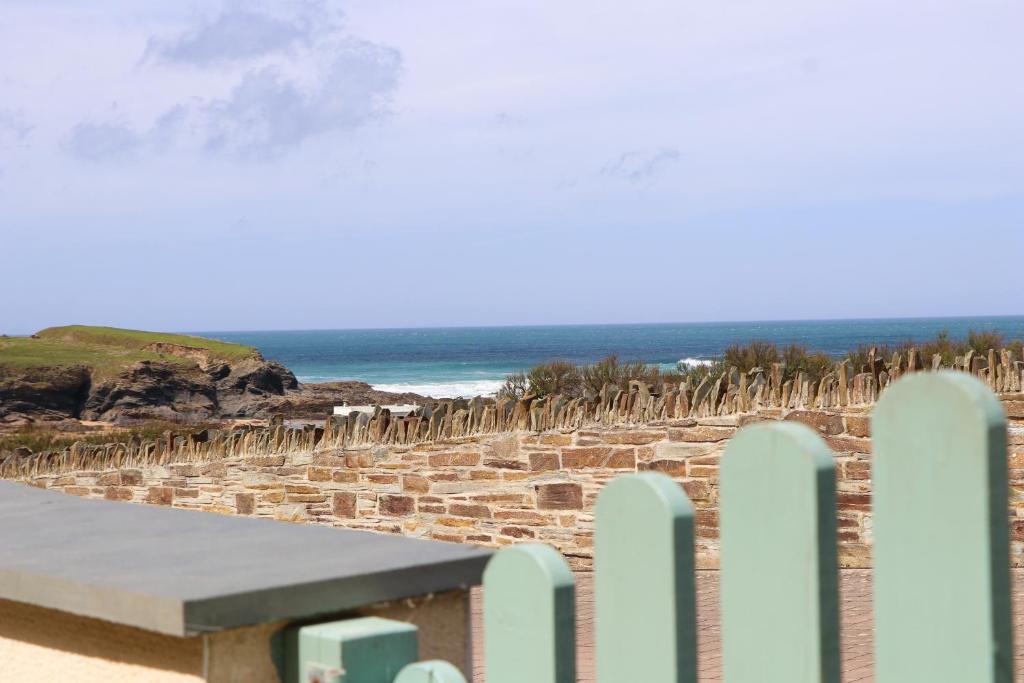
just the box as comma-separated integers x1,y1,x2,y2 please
293,371,1015,682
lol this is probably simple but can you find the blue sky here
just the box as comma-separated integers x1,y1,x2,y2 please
2,0,1022,334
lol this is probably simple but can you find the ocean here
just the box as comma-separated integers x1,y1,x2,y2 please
201,317,1024,398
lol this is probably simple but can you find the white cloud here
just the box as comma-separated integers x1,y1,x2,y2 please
144,4,320,66
63,2,401,162
0,109,32,147
64,121,140,161
601,148,680,184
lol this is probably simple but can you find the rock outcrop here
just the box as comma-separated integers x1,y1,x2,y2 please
0,358,425,425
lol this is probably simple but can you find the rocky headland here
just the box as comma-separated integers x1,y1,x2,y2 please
0,326,429,428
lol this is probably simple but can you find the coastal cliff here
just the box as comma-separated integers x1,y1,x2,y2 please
0,326,426,426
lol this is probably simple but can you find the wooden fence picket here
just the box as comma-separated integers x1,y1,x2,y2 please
393,660,467,683
483,543,576,683
720,421,841,683
873,371,1014,682
594,472,698,683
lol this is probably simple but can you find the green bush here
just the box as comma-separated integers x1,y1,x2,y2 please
496,372,528,401
501,328,1024,402
580,355,661,396
527,360,582,397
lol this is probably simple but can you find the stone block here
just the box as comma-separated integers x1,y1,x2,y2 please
236,492,255,515
539,433,573,446
1004,401,1024,419
428,452,481,467
668,426,734,442
648,459,687,477
380,495,415,516
654,442,720,460
402,475,431,493
483,458,528,470
536,483,583,510
844,414,872,438
447,503,491,519
825,435,872,454
783,411,845,436
332,492,357,518
500,526,535,539
561,447,635,469
601,430,664,445
307,467,332,482
332,470,359,483
529,452,560,470
119,470,143,486
104,487,133,501
146,487,173,506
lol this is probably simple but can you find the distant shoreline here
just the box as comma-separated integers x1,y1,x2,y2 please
208,316,1024,398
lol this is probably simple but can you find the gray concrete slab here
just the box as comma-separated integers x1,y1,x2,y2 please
0,481,491,636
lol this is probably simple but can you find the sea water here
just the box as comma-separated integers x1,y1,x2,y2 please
201,317,1024,398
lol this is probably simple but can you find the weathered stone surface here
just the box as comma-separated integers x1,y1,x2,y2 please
379,495,415,516
402,474,431,494
447,503,491,519
601,430,664,445
536,483,583,510
529,452,560,470
332,492,357,518
1004,401,1024,419
14,393,1024,573
561,447,635,469
146,486,173,506
648,459,687,477
784,410,845,436
104,487,133,501
428,452,481,467
844,414,871,438
668,425,734,442
235,492,255,515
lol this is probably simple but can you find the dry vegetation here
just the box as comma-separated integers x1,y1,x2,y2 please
498,329,1024,401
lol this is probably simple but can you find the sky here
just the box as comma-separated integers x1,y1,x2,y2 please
1,0,1023,334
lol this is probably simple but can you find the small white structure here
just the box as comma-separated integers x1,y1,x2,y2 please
333,404,420,418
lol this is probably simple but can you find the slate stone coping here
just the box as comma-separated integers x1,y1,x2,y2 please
0,481,491,636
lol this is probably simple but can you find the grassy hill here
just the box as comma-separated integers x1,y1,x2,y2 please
0,326,258,379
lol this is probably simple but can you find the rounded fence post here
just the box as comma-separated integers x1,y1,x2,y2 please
873,371,1013,682
393,660,467,683
483,544,575,683
720,421,840,683
594,472,697,683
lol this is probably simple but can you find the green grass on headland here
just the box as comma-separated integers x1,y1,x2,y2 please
0,325,258,379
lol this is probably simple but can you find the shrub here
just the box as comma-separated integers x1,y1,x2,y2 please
496,372,528,401
580,355,660,396
918,330,964,366
527,360,582,397
967,330,1005,356
779,344,832,385
723,340,779,373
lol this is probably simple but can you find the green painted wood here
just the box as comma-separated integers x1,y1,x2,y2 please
393,660,467,683
873,371,1013,682
285,616,418,683
720,421,840,683
594,472,697,683
483,543,576,683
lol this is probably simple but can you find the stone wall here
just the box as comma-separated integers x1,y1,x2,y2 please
7,347,1024,481
12,396,1024,570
